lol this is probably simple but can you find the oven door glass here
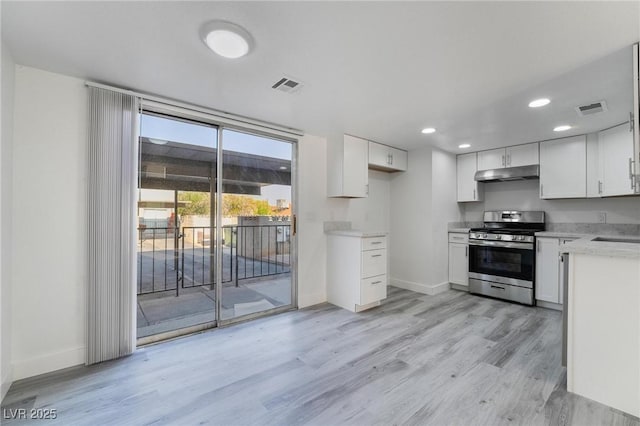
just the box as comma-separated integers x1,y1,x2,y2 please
468,244,534,282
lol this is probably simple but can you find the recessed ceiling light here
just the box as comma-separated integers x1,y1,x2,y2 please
421,128,436,134
149,138,168,145
529,98,550,108
279,166,287,170
201,21,253,59
553,125,572,132
458,144,471,149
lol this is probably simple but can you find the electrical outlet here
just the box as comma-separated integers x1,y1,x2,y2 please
597,212,607,224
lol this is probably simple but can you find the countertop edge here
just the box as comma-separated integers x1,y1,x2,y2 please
561,237,640,259
448,228,470,234
326,230,388,237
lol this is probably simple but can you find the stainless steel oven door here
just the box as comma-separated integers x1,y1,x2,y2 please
468,240,534,287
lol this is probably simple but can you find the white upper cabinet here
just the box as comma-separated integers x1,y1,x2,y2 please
368,141,407,172
598,122,636,197
477,148,505,170
327,134,368,198
540,135,587,199
477,143,539,170
508,143,539,167
457,152,483,202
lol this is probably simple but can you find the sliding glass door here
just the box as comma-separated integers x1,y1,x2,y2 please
136,111,296,340
219,129,294,322
136,113,218,339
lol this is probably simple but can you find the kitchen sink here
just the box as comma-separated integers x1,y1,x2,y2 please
591,237,640,244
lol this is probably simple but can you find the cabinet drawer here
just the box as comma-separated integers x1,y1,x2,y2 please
448,233,469,243
360,275,387,305
362,236,386,251
362,249,387,278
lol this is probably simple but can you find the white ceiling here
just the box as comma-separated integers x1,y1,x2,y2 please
2,1,639,152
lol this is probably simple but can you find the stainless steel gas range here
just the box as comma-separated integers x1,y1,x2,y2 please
468,211,545,305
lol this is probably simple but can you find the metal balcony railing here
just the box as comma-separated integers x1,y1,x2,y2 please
137,224,291,296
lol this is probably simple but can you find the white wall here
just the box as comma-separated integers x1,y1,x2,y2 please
297,134,331,307
11,66,87,380
389,147,462,294
1,41,16,401
297,135,391,307
6,67,392,380
463,179,640,224
431,149,464,284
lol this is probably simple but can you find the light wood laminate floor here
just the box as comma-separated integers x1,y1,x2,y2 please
2,287,638,425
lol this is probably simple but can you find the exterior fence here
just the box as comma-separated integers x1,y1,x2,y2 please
137,224,290,296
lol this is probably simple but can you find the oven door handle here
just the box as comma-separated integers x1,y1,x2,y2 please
468,240,534,250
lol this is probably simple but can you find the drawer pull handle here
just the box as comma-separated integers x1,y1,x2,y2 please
371,281,382,285
371,254,382,258
490,285,506,291
371,241,382,245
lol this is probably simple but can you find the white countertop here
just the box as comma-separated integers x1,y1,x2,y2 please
326,230,387,238
448,228,470,234
535,231,592,239
561,236,640,259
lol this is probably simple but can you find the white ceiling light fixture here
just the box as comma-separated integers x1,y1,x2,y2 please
553,125,572,132
528,98,550,108
458,144,471,149
421,127,436,134
201,20,254,59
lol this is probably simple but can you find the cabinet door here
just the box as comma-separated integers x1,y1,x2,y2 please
448,243,468,287
478,148,506,170
368,141,389,169
539,136,586,199
343,135,369,197
457,153,482,202
507,143,539,167
389,147,408,171
599,123,635,196
535,238,560,303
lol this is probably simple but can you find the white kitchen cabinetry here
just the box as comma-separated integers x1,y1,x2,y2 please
368,141,408,172
539,136,587,199
598,122,637,197
457,152,483,202
535,237,560,305
535,236,576,308
508,143,540,167
448,233,469,290
477,143,539,170
327,134,368,198
477,148,505,170
327,233,388,312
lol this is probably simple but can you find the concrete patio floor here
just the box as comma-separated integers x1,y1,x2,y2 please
136,273,291,338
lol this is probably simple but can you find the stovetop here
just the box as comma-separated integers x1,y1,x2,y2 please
469,227,541,236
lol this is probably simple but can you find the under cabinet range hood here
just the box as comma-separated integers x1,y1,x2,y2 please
474,165,539,182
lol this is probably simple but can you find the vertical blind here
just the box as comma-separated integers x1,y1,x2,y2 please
87,87,138,364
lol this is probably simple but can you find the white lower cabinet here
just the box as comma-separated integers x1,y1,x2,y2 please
327,233,388,312
535,237,576,308
448,233,469,289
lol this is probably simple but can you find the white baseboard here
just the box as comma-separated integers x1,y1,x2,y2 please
536,300,562,311
1,366,13,403
390,278,450,296
298,291,327,309
12,346,85,381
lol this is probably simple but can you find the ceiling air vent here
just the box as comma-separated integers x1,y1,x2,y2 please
272,76,303,93
575,100,608,117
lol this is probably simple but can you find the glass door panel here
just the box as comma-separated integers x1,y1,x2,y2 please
136,113,218,339
219,129,294,321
